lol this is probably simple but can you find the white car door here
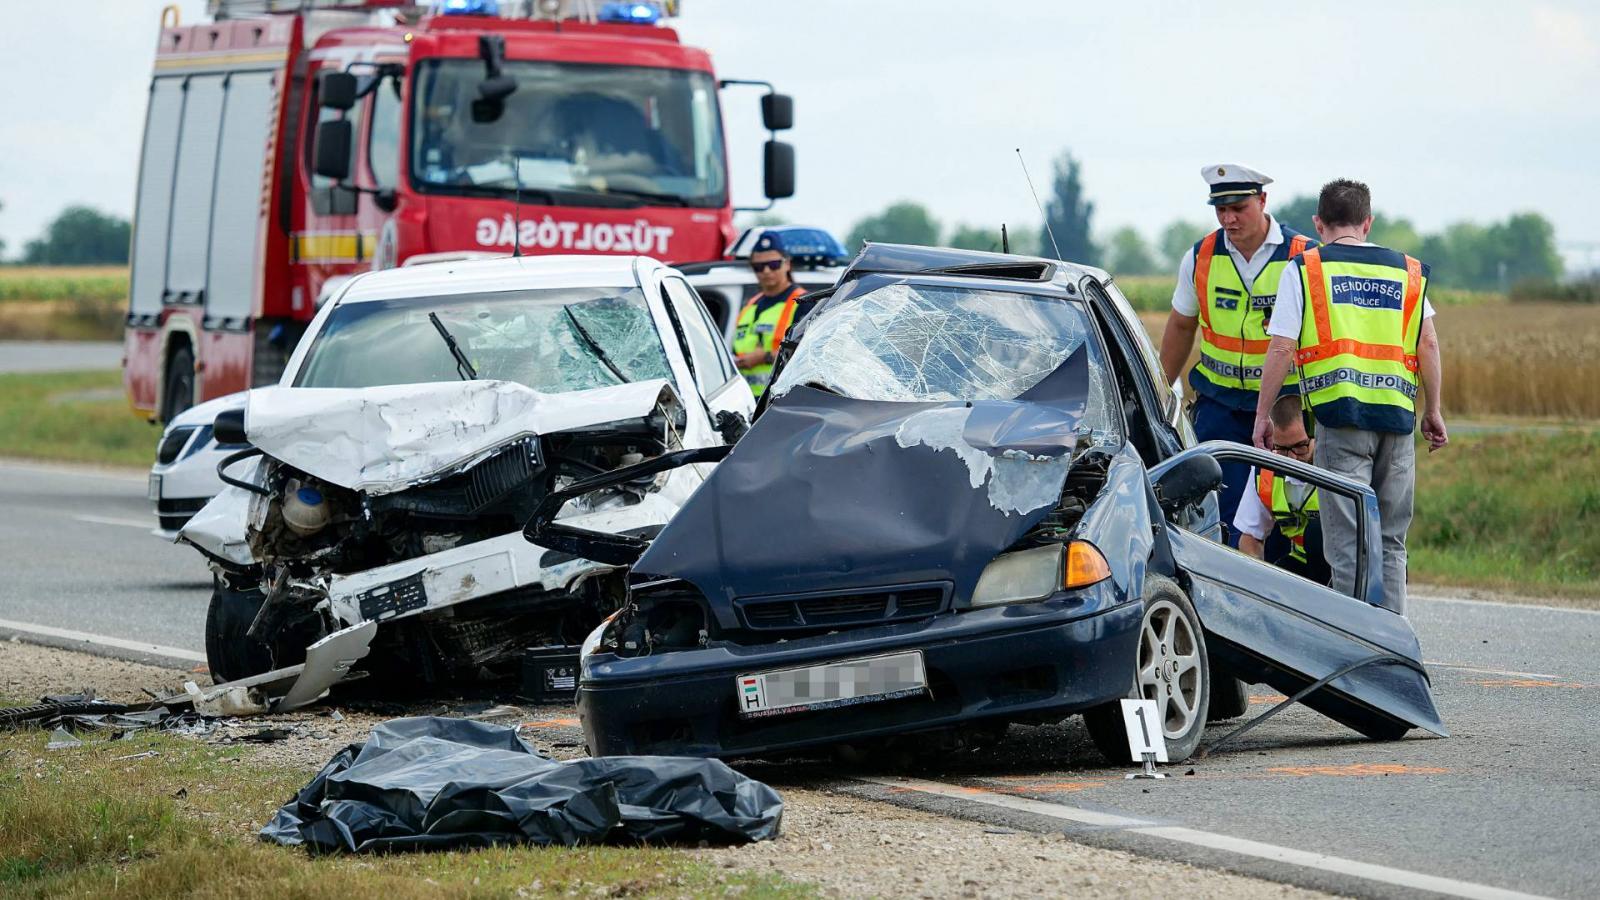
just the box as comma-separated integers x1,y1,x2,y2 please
660,275,757,439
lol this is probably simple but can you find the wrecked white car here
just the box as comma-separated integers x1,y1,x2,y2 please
180,256,754,706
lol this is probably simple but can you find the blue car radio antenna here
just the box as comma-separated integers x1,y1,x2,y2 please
1017,148,1062,260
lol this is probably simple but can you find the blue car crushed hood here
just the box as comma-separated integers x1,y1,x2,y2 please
632,349,1090,624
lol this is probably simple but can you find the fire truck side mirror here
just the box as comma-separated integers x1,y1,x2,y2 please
320,72,358,112
315,120,354,181
761,93,794,131
763,141,795,200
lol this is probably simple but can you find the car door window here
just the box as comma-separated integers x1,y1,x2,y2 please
663,277,734,394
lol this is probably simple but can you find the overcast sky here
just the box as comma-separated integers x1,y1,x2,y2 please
4,0,1597,269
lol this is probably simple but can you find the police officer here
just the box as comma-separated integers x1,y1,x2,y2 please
1254,178,1448,614
1234,395,1329,585
733,232,807,399
1160,164,1318,542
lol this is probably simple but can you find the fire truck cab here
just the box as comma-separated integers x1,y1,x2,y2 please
125,0,794,422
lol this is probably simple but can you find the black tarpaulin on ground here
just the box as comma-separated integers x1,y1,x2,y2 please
260,717,783,853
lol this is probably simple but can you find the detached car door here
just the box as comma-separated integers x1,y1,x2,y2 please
1150,441,1446,740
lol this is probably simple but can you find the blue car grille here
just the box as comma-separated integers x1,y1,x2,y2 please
737,584,949,631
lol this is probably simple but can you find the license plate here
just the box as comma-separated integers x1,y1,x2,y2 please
735,650,927,718
147,474,162,502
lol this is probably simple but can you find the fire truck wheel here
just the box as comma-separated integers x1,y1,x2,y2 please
162,346,195,423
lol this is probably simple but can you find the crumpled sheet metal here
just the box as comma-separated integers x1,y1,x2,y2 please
261,717,783,853
244,378,677,494
770,280,1089,403
893,406,1074,515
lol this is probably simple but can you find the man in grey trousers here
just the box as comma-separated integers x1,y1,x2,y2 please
1252,179,1448,614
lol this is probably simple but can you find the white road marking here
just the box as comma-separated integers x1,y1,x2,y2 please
72,514,153,530
1425,662,1563,679
0,618,204,664
1421,595,1600,616
859,776,1552,900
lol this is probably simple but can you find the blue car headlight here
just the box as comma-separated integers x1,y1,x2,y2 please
968,541,1110,609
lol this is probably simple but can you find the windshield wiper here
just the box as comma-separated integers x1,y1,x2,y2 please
581,186,693,207
562,306,629,384
428,312,478,381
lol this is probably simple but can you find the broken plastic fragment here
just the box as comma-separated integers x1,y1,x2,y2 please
45,727,82,750
183,681,269,717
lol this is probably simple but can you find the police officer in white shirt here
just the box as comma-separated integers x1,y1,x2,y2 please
1160,164,1318,544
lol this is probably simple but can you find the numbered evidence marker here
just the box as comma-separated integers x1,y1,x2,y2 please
1120,698,1167,779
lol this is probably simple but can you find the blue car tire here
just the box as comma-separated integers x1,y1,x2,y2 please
1082,575,1211,763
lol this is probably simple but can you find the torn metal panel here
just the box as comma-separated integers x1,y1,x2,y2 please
244,378,678,494
260,717,783,852
276,621,376,710
323,492,684,626
179,479,262,569
893,407,1074,516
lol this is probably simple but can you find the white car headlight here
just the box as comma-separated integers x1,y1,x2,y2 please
968,541,1111,609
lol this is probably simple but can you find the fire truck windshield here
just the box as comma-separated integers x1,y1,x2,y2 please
411,59,727,208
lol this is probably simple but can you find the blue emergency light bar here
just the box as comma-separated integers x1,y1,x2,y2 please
598,1,662,24
439,0,499,15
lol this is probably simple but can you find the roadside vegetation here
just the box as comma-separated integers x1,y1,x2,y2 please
0,266,126,341
0,726,810,899
0,370,155,468
1412,428,1600,600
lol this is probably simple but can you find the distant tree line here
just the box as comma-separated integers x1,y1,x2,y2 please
840,152,1567,293
2,204,131,265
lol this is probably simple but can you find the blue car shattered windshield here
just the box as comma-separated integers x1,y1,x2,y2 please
771,281,1119,439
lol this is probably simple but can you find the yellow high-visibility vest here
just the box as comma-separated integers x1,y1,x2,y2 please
1189,226,1316,408
1294,244,1428,434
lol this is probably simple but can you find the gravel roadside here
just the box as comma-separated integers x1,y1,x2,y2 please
1,639,1337,898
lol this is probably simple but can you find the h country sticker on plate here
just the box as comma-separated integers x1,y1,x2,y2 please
736,650,927,718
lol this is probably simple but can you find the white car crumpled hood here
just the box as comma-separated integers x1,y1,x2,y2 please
245,378,677,494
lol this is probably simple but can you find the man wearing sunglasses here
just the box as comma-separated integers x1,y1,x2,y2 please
1234,394,1330,585
733,232,807,398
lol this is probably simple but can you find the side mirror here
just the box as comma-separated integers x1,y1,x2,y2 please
763,140,795,200
319,71,358,111
478,74,517,103
213,408,248,446
315,119,353,180
713,409,750,444
1152,453,1223,517
761,93,793,131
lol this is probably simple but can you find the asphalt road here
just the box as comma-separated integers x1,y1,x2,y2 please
0,459,1593,899
0,340,123,374
0,461,209,659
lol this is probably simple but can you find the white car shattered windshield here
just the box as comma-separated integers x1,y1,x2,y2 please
294,288,674,392
770,282,1118,437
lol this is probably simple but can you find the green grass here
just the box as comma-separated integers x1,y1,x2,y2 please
1411,429,1600,599
0,371,157,468
0,727,813,899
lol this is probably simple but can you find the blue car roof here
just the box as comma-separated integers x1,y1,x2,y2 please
840,242,1102,297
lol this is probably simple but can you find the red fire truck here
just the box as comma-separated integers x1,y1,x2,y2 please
124,0,795,422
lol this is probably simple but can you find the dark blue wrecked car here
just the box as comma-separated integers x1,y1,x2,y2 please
527,244,1446,762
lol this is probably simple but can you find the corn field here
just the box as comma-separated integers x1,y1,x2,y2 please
1141,301,1600,422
